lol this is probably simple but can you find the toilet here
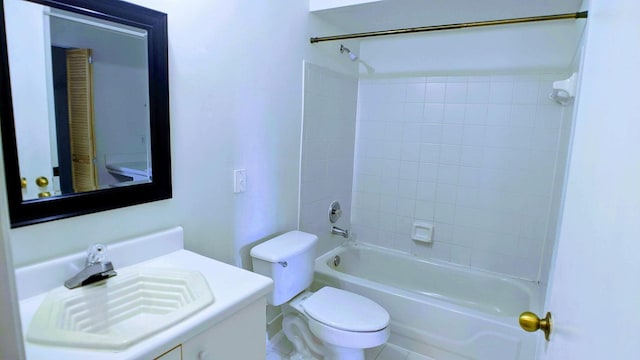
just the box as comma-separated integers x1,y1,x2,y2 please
251,231,389,360
105,161,151,182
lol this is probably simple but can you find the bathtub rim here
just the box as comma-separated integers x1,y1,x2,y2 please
314,241,543,320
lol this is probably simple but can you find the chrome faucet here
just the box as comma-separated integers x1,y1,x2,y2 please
64,244,117,289
331,226,350,239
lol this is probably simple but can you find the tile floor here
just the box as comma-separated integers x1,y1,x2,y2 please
266,333,433,360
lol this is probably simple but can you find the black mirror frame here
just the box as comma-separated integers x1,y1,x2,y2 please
0,0,171,227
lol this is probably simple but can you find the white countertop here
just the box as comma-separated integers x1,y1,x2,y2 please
17,228,272,359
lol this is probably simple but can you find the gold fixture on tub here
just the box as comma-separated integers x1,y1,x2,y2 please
519,311,552,341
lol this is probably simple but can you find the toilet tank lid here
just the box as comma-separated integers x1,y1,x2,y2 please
250,231,318,263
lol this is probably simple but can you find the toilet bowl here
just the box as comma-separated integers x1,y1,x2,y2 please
288,288,389,359
106,161,151,182
250,231,390,360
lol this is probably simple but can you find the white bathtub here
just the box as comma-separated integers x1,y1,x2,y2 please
313,242,543,360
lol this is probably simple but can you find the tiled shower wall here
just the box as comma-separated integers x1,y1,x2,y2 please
351,74,572,281
299,63,358,257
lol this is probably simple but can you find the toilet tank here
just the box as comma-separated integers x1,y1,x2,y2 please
250,231,318,306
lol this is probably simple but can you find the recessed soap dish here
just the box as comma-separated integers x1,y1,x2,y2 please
412,221,433,243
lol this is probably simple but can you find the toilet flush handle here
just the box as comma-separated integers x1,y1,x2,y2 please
278,261,288,268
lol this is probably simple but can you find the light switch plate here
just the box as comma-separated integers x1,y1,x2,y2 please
234,169,246,193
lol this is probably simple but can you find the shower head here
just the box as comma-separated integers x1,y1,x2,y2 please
549,89,573,106
340,44,358,61
549,73,578,106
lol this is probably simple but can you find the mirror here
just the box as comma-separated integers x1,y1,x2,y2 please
0,0,171,227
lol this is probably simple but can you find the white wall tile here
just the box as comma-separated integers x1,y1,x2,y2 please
351,73,571,281
379,176,400,196
398,179,418,198
458,166,483,187
425,83,446,103
404,103,425,122
378,212,397,232
434,203,456,224
489,82,514,103
464,104,488,125
462,126,486,147
434,222,454,243
423,104,445,123
513,81,540,104
511,104,537,127
437,165,459,184
395,216,414,237
419,144,440,163
441,124,463,145
421,124,443,143
403,122,423,142
379,194,398,213
355,156,382,175
416,181,437,201
445,83,468,103
436,183,457,204
401,142,421,161
405,82,426,102
381,159,401,178
487,104,511,126
382,83,407,103
439,145,461,165
397,198,416,217
412,241,452,262
443,104,466,124
415,200,435,220
467,82,491,104
536,105,563,128
418,163,438,182
380,141,403,160
427,76,448,83
450,245,472,266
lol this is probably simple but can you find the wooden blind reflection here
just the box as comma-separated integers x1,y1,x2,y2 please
66,48,98,192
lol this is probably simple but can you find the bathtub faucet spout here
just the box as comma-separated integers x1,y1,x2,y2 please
331,226,350,238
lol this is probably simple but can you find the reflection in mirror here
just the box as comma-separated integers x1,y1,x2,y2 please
0,0,171,227
4,2,151,200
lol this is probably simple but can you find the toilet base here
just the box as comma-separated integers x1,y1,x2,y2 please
282,314,366,360
323,344,364,360
282,292,384,360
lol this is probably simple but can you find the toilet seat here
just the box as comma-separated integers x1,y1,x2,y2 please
300,287,390,349
302,287,389,332
306,316,389,349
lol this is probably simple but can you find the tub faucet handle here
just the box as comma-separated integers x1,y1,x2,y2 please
328,201,343,223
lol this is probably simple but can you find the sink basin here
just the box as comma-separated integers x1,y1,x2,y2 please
26,266,214,350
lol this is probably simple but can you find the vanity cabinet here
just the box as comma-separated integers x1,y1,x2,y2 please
156,298,266,360
155,346,182,360
17,228,273,360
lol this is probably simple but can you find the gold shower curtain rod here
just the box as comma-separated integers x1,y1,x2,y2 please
310,11,588,44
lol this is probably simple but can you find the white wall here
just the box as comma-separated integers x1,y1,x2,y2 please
0,125,24,360
358,21,585,76
7,1,356,271
300,62,358,256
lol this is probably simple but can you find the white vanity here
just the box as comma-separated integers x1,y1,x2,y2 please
16,227,272,359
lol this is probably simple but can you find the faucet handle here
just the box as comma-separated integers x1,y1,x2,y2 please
86,244,108,266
